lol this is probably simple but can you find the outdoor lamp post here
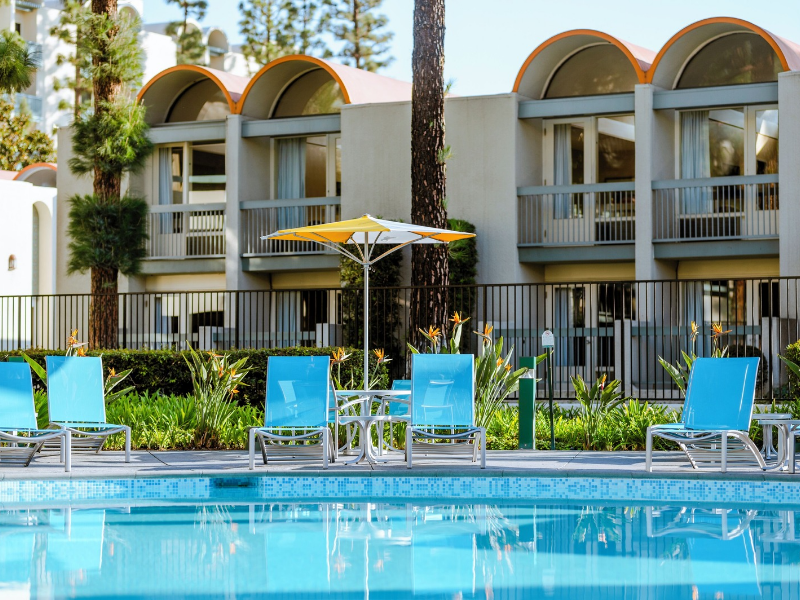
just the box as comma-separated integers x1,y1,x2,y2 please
518,361,537,449
542,329,555,451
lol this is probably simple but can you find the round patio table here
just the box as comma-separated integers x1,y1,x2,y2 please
334,390,410,465
754,414,799,471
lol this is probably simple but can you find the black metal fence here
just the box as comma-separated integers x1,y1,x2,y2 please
2,277,799,401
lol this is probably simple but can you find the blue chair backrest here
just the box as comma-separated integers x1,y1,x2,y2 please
0,362,38,430
46,356,106,424
683,357,759,431
387,379,411,416
265,356,330,428
411,354,475,427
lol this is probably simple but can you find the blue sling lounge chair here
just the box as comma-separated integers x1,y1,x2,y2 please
0,362,71,472
46,356,130,462
249,356,333,469
646,357,765,473
406,354,485,469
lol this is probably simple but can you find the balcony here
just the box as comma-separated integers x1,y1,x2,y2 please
240,197,341,271
517,183,635,263
144,204,226,273
652,175,779,259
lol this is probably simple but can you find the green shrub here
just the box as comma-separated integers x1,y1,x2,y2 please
784,340,800,398
7,347,388,407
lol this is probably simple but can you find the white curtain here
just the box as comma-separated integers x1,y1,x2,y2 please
158,148,173,234
681,111,711,214
277,138,306,230
553,124,572,219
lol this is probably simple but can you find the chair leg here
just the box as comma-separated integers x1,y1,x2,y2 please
645,427,653,473
721,434,728,473
64,432,71,473
322,429,329,470
480,429,486,469
124,426,131,463
248,429,256,470
406,427,412,469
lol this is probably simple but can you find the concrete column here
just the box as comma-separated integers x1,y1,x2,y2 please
225,114,242,292
0,1,15,33
779,71,800,278
634,84,655,282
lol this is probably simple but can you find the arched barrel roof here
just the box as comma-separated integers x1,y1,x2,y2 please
513,30,654,99
238,55,412,119
137,65,249,124
647,17,800,88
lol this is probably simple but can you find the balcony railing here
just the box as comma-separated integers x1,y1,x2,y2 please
240,197,341,256
518,182,635,246
653,175,778,242
146,203,226,259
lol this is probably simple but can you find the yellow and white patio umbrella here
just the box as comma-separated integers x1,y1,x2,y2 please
262,214,476,388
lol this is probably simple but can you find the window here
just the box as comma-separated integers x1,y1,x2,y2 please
679,107,778,182
167,81,231,123
677,33,782,89
158,142,226,205
544,45,639,99
272,70,344,118
275,135,340,199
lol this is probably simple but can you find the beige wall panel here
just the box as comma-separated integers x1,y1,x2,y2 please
678,258,779,280
144,274,226,292
545,263,636,283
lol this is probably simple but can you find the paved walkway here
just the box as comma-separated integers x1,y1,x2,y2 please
0,449,795,480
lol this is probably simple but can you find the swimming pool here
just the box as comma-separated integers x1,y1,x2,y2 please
1,476,798,599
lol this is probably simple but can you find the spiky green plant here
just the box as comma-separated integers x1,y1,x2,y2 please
572,375,629,450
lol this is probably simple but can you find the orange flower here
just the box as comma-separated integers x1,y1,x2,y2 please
230,368,236,377
690,321,699,342
599,373,607,390
373,349,390,364
504,364,512,372
76,347,86,357
109,368,116,378
67,329,78,347
496,358,503,368
425,326,442,339
230,388,239,396
711,323,731,339
331,348,351,364
474,323,494,345
449,312,470,326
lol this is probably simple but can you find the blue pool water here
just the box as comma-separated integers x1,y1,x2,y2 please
0,477,799,599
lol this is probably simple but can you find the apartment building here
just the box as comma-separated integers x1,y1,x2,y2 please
0,0,250,135
45,17,800,393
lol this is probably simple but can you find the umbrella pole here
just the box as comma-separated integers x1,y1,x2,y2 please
363,238,370,390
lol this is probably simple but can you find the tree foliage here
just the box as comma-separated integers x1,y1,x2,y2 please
50,0,93,118
166,0,208,65
289,0,326,56
66,193,149,277
0,30,38,94
238,0,295,69
322,0,393,71
0,100,55,170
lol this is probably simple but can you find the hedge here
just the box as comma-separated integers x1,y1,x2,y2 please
785,340,800,395
7,347,388,407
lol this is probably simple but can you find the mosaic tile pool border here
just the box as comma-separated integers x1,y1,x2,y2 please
2,476,800,505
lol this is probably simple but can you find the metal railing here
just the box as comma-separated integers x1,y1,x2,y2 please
146,204,226,259
518,182,635,245
2,277,800,402
653,175,779,242
240,197,341,256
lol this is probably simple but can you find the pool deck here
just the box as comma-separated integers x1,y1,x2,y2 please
2,449,798,481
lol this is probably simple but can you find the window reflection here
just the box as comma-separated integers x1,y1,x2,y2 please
273,70,344,118
597,116,635,183
167,80,231,123
544,45,639,98
756,109,778,175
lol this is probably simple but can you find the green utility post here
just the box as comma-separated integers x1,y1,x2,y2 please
518,357,537,449
542,330,555,450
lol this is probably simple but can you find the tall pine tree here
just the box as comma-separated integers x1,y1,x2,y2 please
322,0,393,72
165,0,208,65
0,30,38,93
67,2,153,348
238,0,295,70
50,0,93,119
410,0,448,341
288,1,326,56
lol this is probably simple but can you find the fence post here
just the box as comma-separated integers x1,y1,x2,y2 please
122,295,127,349
17,296,21,350
235,291,240,349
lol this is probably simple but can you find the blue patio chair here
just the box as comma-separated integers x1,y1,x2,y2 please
45,356,131,462
0,362,71,472
249,356,333,469
646,357,765,472
406,354,485,469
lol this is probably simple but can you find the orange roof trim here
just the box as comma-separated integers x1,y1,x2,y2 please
237,55,413,112
646,17,800,84
14,162,56,181
136,64,249,114
513,29,655,93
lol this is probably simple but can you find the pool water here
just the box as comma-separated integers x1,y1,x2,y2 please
0,498,798,599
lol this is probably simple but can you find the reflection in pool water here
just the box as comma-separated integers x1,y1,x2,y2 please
0,501,798,599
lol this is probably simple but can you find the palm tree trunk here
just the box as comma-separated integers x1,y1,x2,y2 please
89,0,121,348
410,0,448,344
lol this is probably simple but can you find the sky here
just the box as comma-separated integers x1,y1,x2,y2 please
141,0,800,96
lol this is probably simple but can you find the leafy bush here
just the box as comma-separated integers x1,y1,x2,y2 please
8,347,388,407
784,341,800,397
